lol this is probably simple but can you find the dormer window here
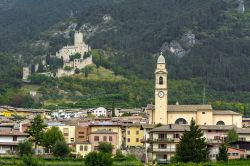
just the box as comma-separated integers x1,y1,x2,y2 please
159,77,163,85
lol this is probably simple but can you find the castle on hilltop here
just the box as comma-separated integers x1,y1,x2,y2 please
56,31,92,77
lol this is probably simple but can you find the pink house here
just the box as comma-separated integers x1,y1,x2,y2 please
227,147,246,160
89,130,118,154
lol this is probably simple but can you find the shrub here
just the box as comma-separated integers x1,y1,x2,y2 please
52,141,70,158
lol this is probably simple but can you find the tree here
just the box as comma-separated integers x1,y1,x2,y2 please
43,126,65,153
112,102,116,117
18,140,33,157
26,115,47,152
84,151,113,166
175,118,208,163
98,142,113,154
74,68,80,74
226,128,238,143
217,143,228,162
114,149,126,161
52,141,70,157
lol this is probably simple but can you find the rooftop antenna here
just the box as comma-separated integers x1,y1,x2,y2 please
203,85,206,104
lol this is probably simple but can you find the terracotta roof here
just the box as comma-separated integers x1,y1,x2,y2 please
90,130,117,134
213,110,240,115
168,105,212,112
0,129,29,136
141,124,155,129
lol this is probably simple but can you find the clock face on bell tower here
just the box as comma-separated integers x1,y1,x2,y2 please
154,52,168,124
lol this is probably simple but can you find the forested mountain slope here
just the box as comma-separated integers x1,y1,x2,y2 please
0,0,250,113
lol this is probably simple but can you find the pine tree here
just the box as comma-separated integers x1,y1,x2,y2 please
217,143,228,162
175,118,208,163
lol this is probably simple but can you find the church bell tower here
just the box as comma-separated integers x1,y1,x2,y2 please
154,52,168,124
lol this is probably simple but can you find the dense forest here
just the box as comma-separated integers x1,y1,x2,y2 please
0,0,250,115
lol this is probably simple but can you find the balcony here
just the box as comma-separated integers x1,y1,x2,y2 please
206,139,223,144
148,138,180,143
148,148,176,153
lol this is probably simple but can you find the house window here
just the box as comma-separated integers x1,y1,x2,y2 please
127,130,130,135
78,136,85,138
158,133,166,140
136,138,139,142
128,138,130,142
79,132,85,134
84,145,88,151
158,144,167,149
94,146,98,150
70,138,74,142
103,136,107,142
174,133,179,139
94,136,99,141
136,131,139,135
13,136,17,141
109,136,112,142
80,146,83,151
202,112,205,114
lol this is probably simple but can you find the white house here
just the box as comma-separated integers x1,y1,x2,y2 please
0,129,29,154
88,107,109,117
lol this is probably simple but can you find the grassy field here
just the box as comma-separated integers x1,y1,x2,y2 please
0,157,143,166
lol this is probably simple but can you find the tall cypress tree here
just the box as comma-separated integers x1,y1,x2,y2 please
175,118,208,163
217,143,228,162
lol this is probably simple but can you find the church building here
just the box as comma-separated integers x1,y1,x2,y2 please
147,53,242,128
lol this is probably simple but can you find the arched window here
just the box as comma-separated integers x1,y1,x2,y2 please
175,118,188,125
216,121,225,125
159,77,163,85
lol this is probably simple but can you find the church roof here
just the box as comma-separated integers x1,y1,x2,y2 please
157,53,165,64
213,110,241,115
168,105,212,112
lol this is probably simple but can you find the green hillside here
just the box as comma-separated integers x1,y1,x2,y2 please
0,0,250,114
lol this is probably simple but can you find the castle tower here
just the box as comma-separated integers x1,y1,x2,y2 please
74,31,83,46
154,52,168,124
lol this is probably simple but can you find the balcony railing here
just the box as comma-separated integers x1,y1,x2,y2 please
147,138,180,143
206,139,223,144
148,148,176,152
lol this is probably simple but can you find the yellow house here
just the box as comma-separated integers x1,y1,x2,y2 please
47,122,76,144
125,124,144,147
89,123,123,149
69,141,92,157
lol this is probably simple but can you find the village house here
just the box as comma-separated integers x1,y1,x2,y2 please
0,129,28,154
89,130,118,154
89,122,123,149
124,124,144,148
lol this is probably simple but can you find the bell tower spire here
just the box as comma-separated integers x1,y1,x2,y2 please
153,52,168,124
